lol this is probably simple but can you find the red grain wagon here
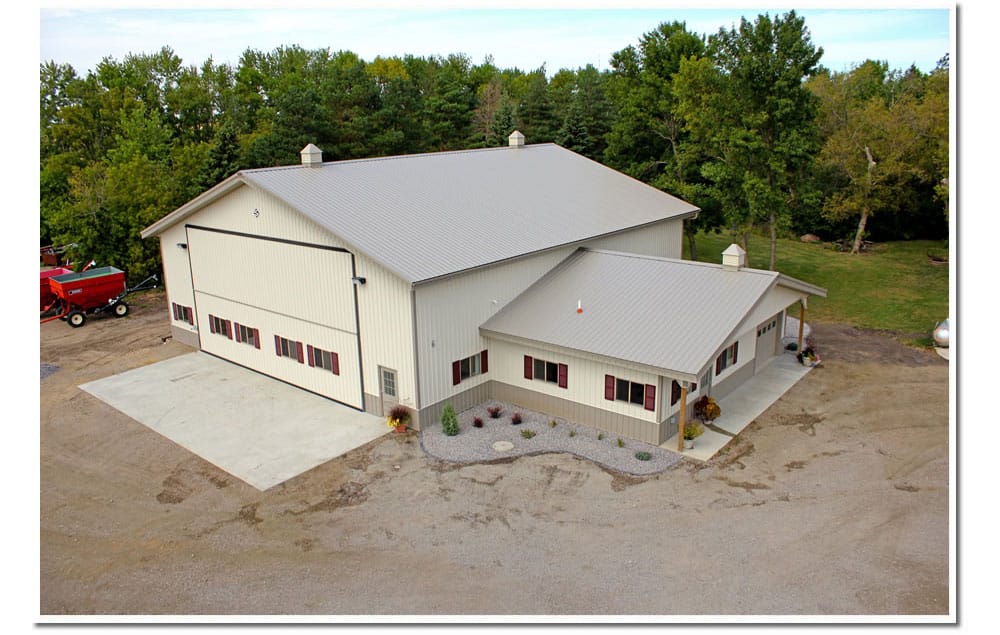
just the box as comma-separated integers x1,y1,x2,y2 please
40,267,74,312
41,267,158,328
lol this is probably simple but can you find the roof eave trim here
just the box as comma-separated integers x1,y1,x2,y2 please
479,328,701,383
140,173,248,239
776,274,828,298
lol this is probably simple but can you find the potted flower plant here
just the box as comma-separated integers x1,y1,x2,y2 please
682,420,704,450
387,405,411,433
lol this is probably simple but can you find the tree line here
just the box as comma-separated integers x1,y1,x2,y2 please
40,11,949,279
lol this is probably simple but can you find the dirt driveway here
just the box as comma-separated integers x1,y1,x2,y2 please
40,290,949,616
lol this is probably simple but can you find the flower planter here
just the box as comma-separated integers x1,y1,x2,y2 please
394,423,407,433
684,438,695,450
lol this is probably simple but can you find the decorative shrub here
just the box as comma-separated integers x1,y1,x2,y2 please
635,451,652,461
473,417,484,428
550,420,558,428
694,396,721,423
441,403,459,436
511,412,523,425
520,429,536,439
487,405,503,419
597,433,604,440
617,438,625,448
569,430,576,438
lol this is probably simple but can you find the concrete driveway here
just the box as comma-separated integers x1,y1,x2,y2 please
79,352,388,490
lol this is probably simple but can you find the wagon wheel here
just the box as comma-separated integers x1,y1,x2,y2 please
113,302,129,317
67,311,86,328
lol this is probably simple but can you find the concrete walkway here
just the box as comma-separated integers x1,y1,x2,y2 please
661,352,814,461
80,352,388,490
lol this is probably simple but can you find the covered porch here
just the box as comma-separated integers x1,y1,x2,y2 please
661,349,815,461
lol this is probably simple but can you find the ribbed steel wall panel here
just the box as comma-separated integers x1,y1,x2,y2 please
490,339,660,424
160,184,417,412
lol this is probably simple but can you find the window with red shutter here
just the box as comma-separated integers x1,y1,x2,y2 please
253,329,260,349
644,384,656,411
307,345,315,367
452,360,461,385
557,364,568,389
296,341,304,363
331,352,339,375
604,375,615,401
274,335,282,356
732,341,739,365
524,355,533,380
209,314,216,334
480,350,488,374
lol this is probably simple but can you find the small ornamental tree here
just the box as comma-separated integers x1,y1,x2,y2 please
441,403,459,436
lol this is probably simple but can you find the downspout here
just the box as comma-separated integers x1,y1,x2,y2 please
350,252,366,413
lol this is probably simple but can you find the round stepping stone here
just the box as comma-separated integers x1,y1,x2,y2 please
492,441,514,452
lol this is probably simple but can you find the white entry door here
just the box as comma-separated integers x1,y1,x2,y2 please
379,366,399,416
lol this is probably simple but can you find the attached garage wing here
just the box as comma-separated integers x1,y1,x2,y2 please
186,225,365,410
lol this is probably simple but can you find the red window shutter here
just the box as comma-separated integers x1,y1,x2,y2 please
253,329,260,349
452,360,461,385
332,352,339,375
307,345,315,367
187,308,194,325
225,320,232,339
524,355,533,380
557,363,568,389
234,322,241,342
480,350,488,374
274,335,281,356
296,341,304,363
172,303,178,320
604,375,615,401
732,341,739,365
644,384,656,411
716,354,722,375
209,315,216,334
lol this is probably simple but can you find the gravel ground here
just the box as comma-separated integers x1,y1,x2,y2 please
420,400,682,475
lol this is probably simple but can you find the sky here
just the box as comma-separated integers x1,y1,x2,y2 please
38,2,953,77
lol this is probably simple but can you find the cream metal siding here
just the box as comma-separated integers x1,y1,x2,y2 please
195,293,362,407
490,339,660,424
164,183,417,412
414,247,574,410
735,285,804,337
187,228,356,332
588,217,684,260
159,223,196,338
413,222,687,410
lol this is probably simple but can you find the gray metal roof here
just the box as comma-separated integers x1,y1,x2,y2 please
480,249,825,380
144,144,698,284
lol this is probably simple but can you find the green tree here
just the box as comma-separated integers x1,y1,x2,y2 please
606,21,720,260
809,60,947,252
676,11,823,269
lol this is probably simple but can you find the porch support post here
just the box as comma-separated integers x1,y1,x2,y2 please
677,383,689,452
797,298,808,351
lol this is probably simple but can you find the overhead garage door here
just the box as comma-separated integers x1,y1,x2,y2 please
754,313,781,374
186,225,364,409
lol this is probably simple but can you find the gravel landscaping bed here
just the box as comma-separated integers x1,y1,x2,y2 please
420,400,683,476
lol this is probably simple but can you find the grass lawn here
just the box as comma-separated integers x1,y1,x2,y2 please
686,231,950,341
